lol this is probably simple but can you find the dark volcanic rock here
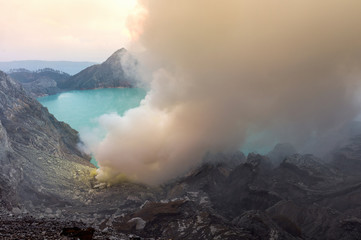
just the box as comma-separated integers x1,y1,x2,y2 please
232,210,300,239
61,227,95,240
163,144,361,239
332,134,361,177
0,211,131,240
59,48,137,90
278,154,340,188
267,200,338,239
210,153,281,218
113,200,254,240
328,218,361,240
267,143,297,166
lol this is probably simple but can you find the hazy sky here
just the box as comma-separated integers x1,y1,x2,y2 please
0,0,136,62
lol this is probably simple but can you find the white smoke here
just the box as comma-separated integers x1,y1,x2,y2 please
83,0,361,185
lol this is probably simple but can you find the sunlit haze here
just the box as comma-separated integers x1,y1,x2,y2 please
0,0,137,61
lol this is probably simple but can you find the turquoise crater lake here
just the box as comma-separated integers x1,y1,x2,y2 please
38,87,271,167
38,88,147,166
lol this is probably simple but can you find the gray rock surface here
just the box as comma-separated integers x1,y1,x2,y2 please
267,143,297,166
59,48,137,90
0,70,94,210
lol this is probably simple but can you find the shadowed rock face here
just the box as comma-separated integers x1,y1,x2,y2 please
267,143,297,166
0,71,94,209
113,200,290,240
59,48,136,90
332,134,361,178
158,143,361,240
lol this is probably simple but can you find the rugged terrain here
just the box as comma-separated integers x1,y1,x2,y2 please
0,70,94,210
2,70,361,239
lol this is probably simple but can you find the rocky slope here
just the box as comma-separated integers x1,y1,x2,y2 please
8,68,70,97
0,70,94,211
59,48,137,90
160,144,361,240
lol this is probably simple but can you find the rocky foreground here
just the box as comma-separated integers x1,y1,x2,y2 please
2,147,361,240
2,70,361,239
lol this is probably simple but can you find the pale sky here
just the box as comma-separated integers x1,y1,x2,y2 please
0,0,137,62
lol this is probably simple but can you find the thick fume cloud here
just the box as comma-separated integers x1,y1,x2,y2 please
85,0,361,185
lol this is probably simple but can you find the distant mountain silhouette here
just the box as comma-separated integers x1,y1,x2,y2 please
0,60,96,75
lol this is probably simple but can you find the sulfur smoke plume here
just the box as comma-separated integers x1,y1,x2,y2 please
86,0,361,185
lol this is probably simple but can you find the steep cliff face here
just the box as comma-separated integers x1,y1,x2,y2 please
0,71,95,210
59,48,136,90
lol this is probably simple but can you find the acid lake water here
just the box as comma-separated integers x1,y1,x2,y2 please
38,88,146,166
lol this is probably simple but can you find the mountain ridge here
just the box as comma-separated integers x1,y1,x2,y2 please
59,48,136,90
7,48,137,97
